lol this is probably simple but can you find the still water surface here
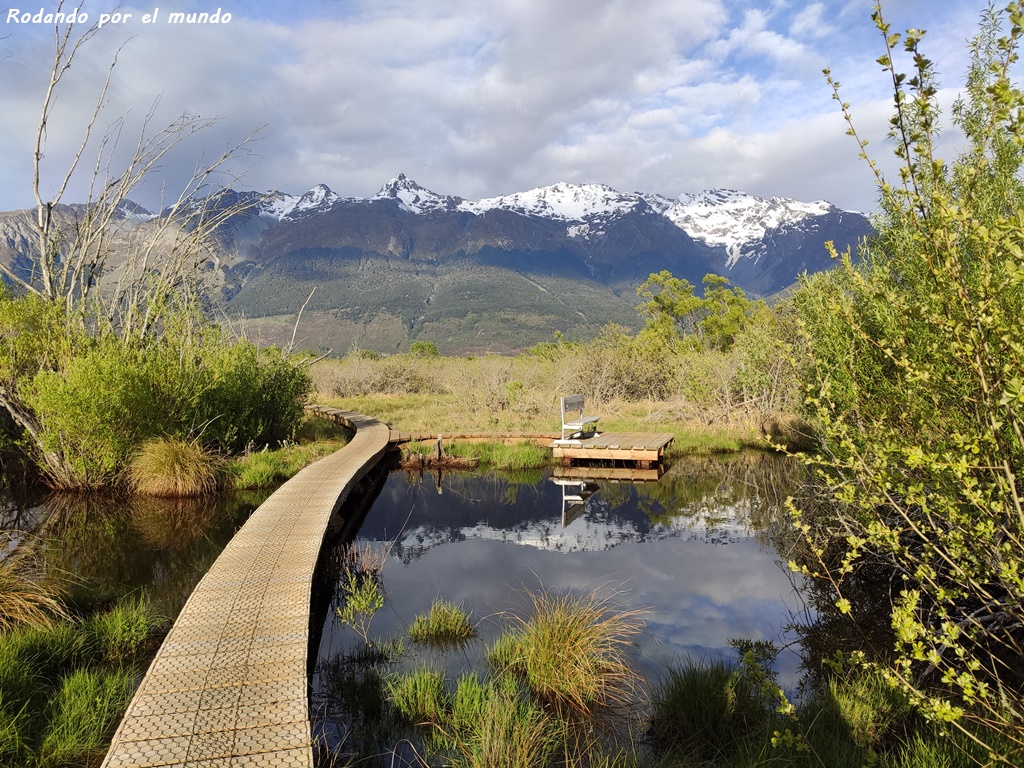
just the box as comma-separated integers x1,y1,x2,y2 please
312,454,807,722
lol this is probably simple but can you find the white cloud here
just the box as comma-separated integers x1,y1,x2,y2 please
790,3,833,40
0,0,1000,213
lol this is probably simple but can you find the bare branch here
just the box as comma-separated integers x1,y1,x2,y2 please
287,287,318,355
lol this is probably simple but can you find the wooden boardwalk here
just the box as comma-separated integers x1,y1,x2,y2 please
101,408,390,768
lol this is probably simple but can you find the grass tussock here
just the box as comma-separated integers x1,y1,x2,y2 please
494,588,646,719
388,667,448,728
408,599,477,647
458,684,557,768
0,540,67,633
648,659,775,763
127,437,220,497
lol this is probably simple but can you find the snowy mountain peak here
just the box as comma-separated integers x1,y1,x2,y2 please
373,174,460,214
463,182,640,221
258,190,300,220
656,188,838,267
292,184,340,215
259,184,340,220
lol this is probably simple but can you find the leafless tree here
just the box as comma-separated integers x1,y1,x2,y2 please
0,0,258,339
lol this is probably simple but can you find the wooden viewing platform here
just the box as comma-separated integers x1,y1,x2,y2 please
390,429,674,467
101,408,390,768
389,430,558,445
551,431,675,465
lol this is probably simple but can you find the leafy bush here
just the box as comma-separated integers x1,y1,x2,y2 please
6,316,310,488
792,4,1024,761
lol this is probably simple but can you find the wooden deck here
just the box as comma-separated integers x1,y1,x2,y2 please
389,430,559,445
550,431,675,464
101,408,390,768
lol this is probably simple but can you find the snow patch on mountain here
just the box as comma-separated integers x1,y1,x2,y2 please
257,184,341,221
259,191,300,220
463,181,639,222
648,189,836,267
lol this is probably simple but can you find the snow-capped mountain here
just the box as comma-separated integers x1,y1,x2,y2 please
0,175,872,354
371,173,463,214
250,176,863,273
463,181,642,222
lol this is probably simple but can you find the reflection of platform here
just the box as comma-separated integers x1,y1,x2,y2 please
551,478,599,526
550,432,674,465
552,465,664,483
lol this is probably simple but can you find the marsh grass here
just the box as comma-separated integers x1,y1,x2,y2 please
311,340,801,455
458,685,557,768
447,441,550,471
388,668,448,728
408,599,477,647
0,596,165,768
127,437,221,497
648,659,775,763
495,588,646,720
226,437,347,489
37,667,134,768
0,540,67,633
82,595,164,663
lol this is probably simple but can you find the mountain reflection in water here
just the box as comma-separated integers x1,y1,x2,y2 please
315,453,808,688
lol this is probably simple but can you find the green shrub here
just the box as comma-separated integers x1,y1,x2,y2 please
27,340,163,487
409,340,440,358
2,303,311,489
792,6,1024,761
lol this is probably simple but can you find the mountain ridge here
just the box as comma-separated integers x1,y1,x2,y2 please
0,176,873,354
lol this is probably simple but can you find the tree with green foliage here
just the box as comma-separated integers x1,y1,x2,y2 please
793,2,1024,761
0,11,311,488
637,271,765,351
409,340,441,358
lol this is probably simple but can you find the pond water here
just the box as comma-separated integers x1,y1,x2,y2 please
2,488,273,619
311,453,808,751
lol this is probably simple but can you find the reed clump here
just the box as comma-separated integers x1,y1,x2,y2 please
127,437,221,497
0,539,67,633
408,599,476,647
493,588,646,719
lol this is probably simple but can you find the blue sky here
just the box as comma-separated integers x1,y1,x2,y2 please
0,1,998,213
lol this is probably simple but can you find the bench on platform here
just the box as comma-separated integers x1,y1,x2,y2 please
559,394,600,441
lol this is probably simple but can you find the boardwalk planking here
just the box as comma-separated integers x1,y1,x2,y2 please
101,409,390,768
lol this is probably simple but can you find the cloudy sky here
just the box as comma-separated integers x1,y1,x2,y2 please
0,1,998,214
